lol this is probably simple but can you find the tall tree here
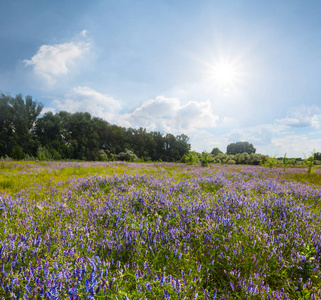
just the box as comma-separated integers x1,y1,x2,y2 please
0,93,43,157
176,134,191,159
226,141,256,155
211,147,223,156
150,131,165,161
0,94,14,157
2,92,191,162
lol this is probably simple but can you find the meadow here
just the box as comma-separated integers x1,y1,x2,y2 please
0,161,321,299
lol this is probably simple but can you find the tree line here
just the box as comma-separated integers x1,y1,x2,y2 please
0,93,190,161
4,93,316,165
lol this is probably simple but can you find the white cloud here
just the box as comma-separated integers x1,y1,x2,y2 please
228,124,275,146
176,100,219,129
41,107,56,115
126,96,179,121
223,104,321,157
272,135,321,157
80,30,88,37
52,86,121,117
120,96,219,133
275,105,321,129
24,41,89,84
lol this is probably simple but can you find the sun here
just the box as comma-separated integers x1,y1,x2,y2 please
195,52,247,94
211,60,239,88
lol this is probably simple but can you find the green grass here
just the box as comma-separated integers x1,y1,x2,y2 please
285,172,321,186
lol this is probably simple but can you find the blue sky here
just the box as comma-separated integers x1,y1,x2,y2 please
1,0,321,157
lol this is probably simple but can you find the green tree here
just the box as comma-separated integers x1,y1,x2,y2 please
36,146,53,161
160,133,190,162
33,111,63,156
128,127,156,161
2,92,192,162
150,131,165,161
11,145,25,160
314,152,321,160
0,93,43,158
176,134,191,159
211,147,223,156
0,94,14,157
226,141,256,155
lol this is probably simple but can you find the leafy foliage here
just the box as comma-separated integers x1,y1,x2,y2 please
185,151,200,165
226,141,256,155
36,146,53,161
0,93,43,157
211,147,223,156
200,151,209,167
304,150,320,175
0,93,190,162
281,153,295,171
265,154,278,168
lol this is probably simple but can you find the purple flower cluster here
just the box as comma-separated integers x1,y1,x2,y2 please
0,162,321,298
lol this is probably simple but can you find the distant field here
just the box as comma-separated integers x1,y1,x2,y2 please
1,162,321,299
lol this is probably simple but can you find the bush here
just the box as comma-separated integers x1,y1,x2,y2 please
185,151,200,165
264,155,277,168
23,154,37,161
36,146,53,161
11,146,25,160
51,148,62,160
216,153,229,164
116,149,138,162
303,151,320,175
227,159,236,165
0,155,13,161
97,149,108,161
200,151,209,167
180,154,187,163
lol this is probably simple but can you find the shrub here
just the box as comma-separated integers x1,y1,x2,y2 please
97,149,108,161
180,154,187,163
36,146,53,161
200,151,209,167
264,154,277,168
116,149,138,162
216,153,229,164
303,150,320,175
281,153,295,171
0,155,13,161
227,159,236,165
185,151,200,165
11,145,25,160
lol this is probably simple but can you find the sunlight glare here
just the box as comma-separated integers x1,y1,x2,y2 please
211,60,239,88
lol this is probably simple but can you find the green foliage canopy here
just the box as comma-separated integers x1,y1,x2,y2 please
211,147,223,156
0,93,43,157
226,141,256,155
0,93,190,162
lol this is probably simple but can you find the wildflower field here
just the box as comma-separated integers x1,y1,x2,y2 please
1,161,321,299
